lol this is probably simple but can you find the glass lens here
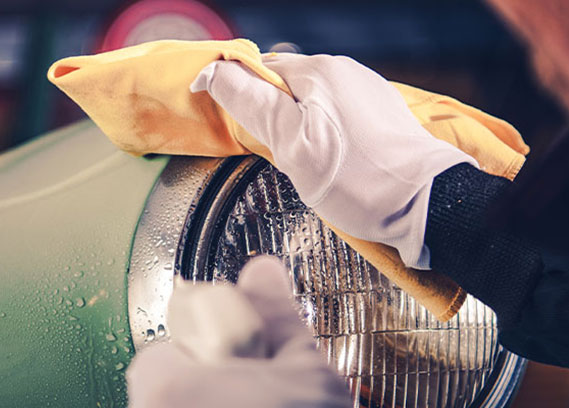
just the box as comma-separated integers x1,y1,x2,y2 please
193,160,504,408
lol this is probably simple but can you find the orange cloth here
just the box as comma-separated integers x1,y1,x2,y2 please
48,39,528,321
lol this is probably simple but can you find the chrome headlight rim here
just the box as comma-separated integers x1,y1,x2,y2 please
128,155,526,408
128,156,222,348
469,351,526,408
180,155,260,283
128,155,255,348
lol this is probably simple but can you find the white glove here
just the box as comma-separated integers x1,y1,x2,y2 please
127,256,352,408
190,53,478,269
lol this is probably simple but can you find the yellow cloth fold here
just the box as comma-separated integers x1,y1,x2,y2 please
48,39,291,157
47,39,528,321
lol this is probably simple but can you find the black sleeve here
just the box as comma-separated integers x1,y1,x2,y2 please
425,163,569,367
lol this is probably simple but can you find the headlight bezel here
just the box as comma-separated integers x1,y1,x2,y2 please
128,155,526,408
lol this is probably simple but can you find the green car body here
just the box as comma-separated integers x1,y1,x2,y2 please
0,120,168,407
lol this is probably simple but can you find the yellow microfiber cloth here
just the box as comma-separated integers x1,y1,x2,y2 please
47,39,529,321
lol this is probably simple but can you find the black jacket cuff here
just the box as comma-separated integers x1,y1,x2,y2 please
425,163,543,330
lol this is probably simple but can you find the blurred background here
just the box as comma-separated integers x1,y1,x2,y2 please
0,0,567,406
0,0,567,154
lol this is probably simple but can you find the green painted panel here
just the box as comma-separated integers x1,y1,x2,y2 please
0,120,169,407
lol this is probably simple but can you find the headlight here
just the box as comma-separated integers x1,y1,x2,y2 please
129,156,526,408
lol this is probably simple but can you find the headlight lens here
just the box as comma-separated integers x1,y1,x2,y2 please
130,156,526,408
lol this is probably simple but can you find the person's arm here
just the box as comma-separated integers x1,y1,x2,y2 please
425,163,569,367
191,54,569,367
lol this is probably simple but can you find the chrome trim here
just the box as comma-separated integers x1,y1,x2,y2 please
128,156,224,351
187,156,260,281
477,353,526,408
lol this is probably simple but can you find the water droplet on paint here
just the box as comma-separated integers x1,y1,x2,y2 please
146,329,155,341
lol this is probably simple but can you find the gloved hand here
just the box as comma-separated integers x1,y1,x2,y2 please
191,53,478,269
126,256,352,408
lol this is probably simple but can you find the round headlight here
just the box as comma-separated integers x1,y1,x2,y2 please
129,156,525,408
